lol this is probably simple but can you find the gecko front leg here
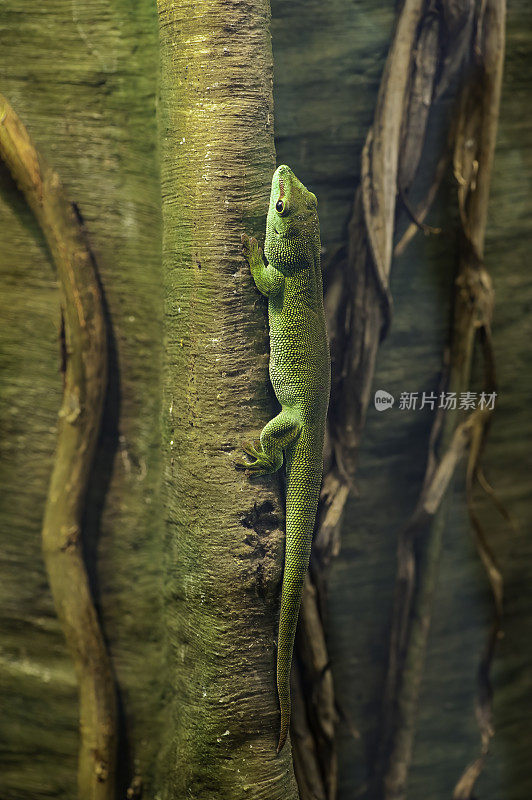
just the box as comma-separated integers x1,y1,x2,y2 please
241,234,284,297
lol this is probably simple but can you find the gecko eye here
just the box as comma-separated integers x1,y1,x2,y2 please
275,198,289,216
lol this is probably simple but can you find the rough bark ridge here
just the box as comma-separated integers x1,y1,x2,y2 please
0,94,115,800
156,1,298,797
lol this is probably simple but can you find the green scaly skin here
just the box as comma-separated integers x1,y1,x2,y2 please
238,165,331,753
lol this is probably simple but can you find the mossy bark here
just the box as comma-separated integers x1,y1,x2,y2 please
156,1,298,797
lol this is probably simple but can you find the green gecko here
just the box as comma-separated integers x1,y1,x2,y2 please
238,165,331,753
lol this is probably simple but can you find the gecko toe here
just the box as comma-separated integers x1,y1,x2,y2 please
242,441,262,459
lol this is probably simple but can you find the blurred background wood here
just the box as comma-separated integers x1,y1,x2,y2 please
271,1,531,797
0,2,163,795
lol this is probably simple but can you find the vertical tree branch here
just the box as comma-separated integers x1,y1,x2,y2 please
0,94,115,799
156,1,299,797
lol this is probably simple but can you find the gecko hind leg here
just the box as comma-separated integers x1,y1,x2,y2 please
235,408,302,475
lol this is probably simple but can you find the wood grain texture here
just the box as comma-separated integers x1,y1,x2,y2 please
0,92,115,800
0,2,163,797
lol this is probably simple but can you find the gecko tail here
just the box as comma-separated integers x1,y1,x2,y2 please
276,602,294,755
276,639,292,754
275,465,319,755
276,709,289,754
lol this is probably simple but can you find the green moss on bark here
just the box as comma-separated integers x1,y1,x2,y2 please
155,1,299,797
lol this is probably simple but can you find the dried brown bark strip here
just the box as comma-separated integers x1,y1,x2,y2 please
0,94,115,799
291,662,328,800
294,2,462,795
394,151,448,257
296,577,337,800
331,0,427,483
377,3,506,798
293,1,501,796
451,1,506,795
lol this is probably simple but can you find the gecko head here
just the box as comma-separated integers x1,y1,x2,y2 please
264,165,320,274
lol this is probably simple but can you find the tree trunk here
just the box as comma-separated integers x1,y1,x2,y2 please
155,1,298,797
